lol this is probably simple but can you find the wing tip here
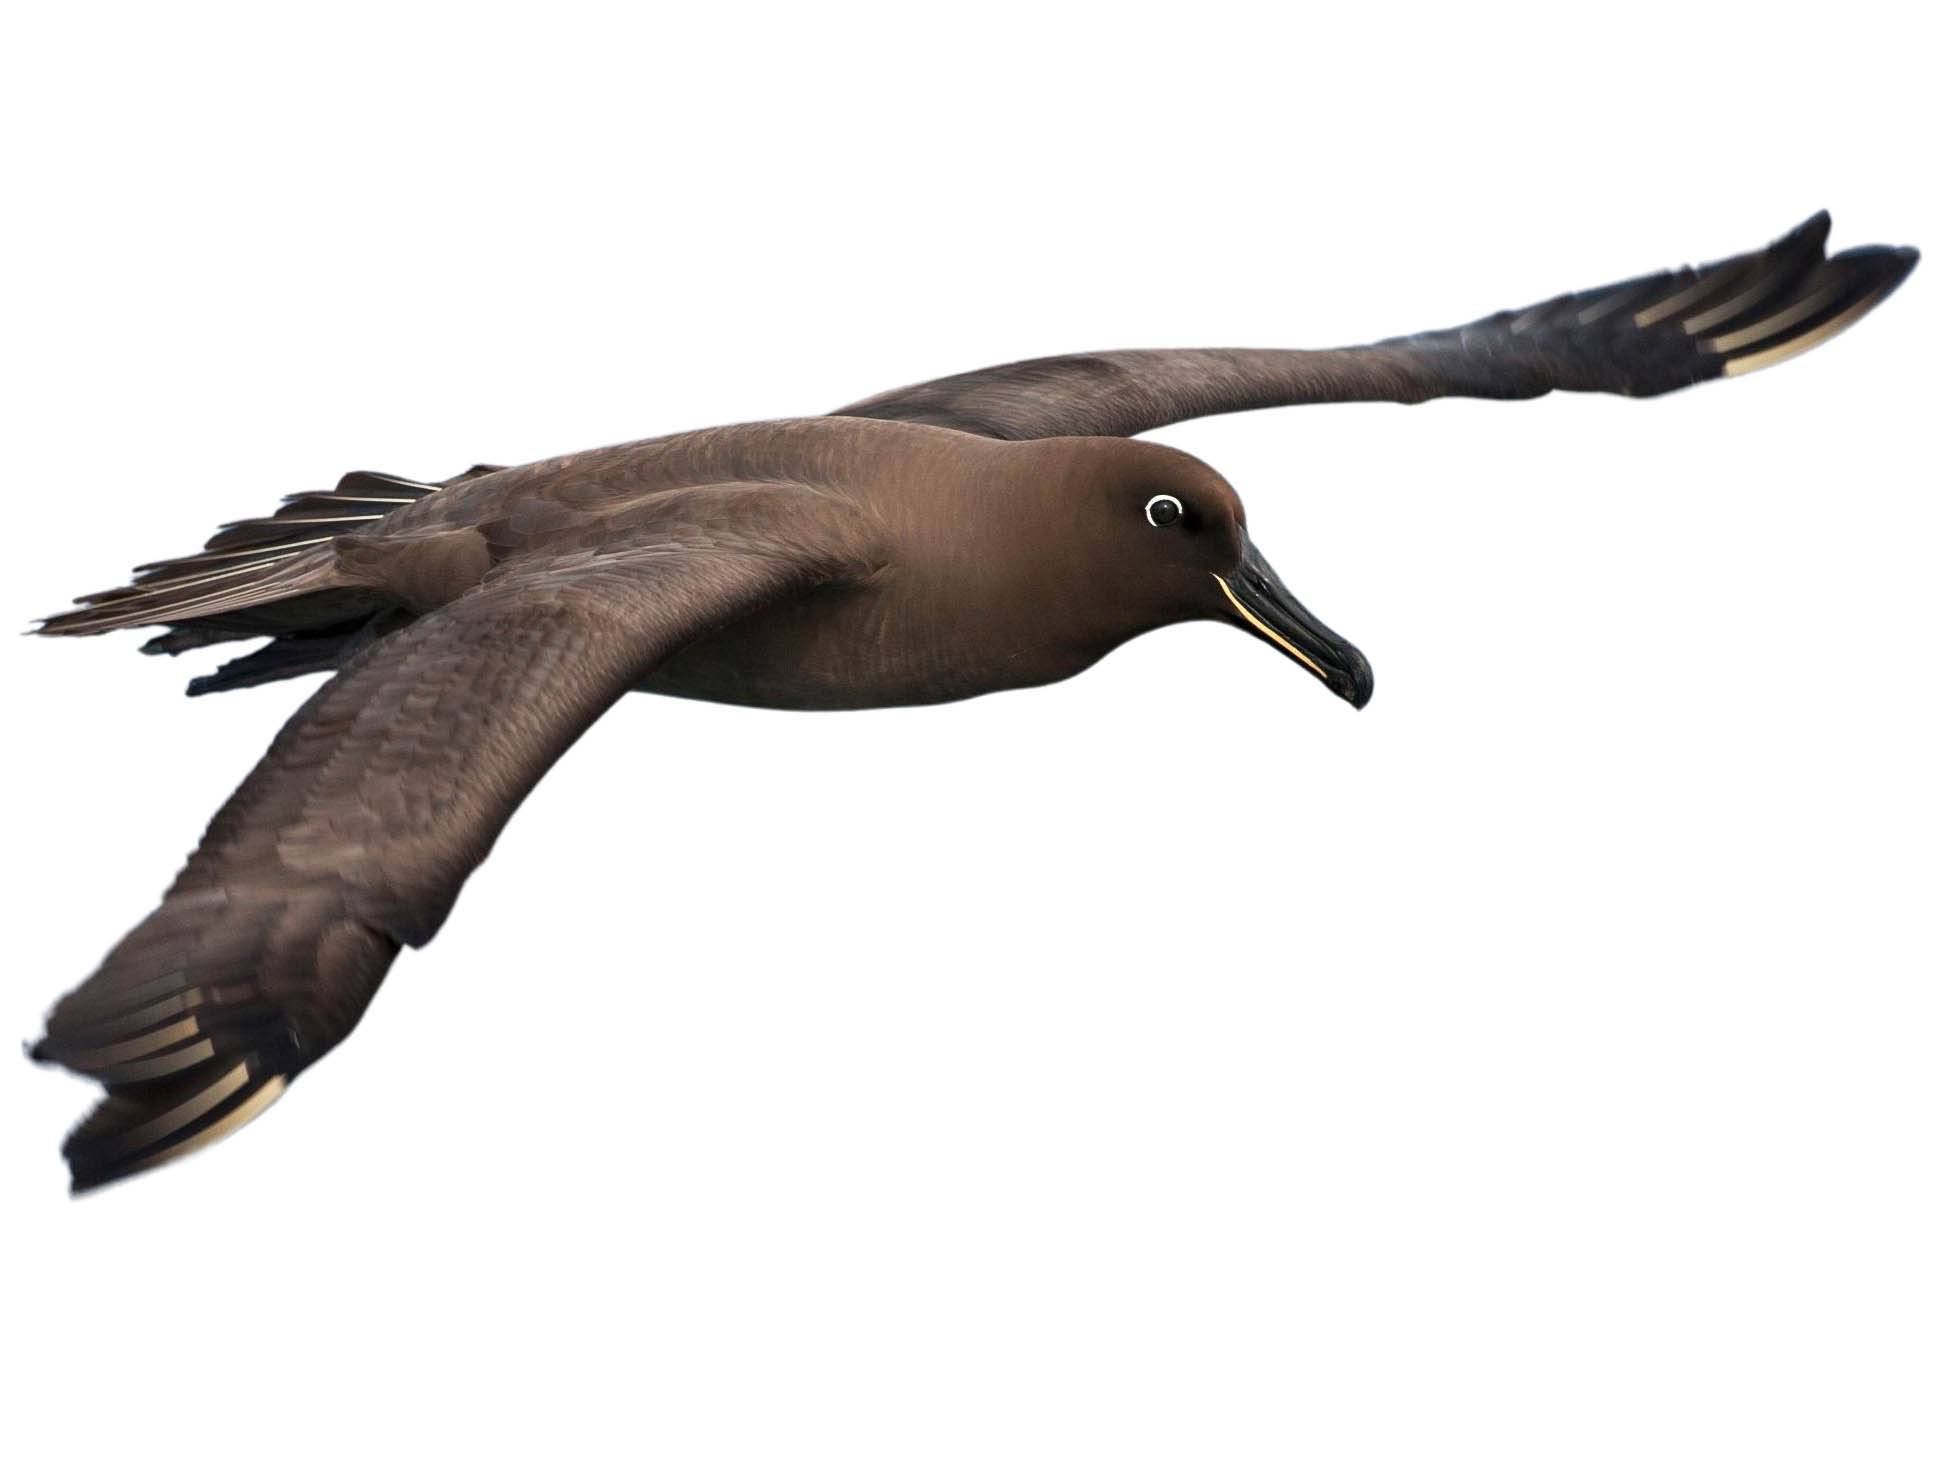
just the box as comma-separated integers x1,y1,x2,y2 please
1790,208,1832,245
63,1067,290,1195
1719,236,1919,380
39,893,398,1193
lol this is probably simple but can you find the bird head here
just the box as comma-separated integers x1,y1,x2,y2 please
1046,439,1373,709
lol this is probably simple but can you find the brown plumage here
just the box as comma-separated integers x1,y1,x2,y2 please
29,211,1916,1191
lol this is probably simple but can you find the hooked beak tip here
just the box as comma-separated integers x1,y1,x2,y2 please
1341,654,1375,711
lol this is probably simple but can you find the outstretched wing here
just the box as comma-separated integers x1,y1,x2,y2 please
834,211,1917,440
32,485,864,1191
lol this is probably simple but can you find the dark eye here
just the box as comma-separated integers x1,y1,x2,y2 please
1144,494,1183,528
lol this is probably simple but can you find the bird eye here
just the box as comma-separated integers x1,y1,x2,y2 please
1145,494,1184,528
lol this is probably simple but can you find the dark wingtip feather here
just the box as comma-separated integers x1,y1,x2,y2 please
1714,233,1919,379
186,630,358,696
62,1066,291,1195
38,886,398,1192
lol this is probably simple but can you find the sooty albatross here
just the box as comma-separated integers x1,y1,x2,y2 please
29,210,1916,1191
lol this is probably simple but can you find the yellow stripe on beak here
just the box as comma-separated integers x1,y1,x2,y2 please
1213,572,1329,681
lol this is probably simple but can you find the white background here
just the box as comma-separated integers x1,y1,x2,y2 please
2,3,1945,1461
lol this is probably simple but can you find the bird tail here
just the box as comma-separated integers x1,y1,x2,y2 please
32,464,503,642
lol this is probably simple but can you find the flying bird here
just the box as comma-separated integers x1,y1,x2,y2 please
28,211,1916,1191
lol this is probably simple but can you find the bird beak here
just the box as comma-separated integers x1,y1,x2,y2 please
1215,542,1374,709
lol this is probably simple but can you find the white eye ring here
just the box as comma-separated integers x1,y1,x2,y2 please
1145,494,1184,528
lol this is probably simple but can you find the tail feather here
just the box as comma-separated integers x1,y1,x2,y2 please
33,463,504,640
199,471,437,555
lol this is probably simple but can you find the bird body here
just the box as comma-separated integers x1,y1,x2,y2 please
28,211,1917,1190
634,424,1246,710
